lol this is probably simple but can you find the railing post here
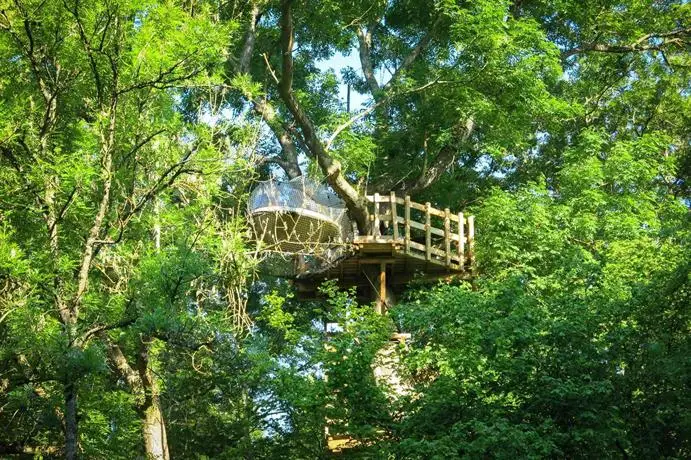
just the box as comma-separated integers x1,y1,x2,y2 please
425,202,431,261
373,192,380,237
390,192,398,241
444,208,451,267
404,196,411,254
468,215,475,266
458,212,464,269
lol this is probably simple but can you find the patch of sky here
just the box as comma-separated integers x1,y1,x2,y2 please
315,51,393,111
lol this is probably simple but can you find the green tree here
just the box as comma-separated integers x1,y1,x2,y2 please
392,130,688,458
0,0,228,456
1,0,688,458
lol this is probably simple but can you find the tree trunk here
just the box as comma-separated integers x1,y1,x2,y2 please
103,335,170,459
278,1,371,233
64,380,78,460
142,397,169,460
138,339,170,460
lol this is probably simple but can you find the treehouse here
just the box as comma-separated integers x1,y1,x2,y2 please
249,177,475,310
249,177,475,452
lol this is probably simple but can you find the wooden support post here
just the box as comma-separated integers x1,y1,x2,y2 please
296,254,307,274
468,215,475,266
377,262,387,315
425,202,431,261
458,212,464,269
391,192,399,241
444,208,451,267
373,192,380,237
404,195,411,254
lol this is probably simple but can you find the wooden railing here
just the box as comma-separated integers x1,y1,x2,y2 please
358,193,474,270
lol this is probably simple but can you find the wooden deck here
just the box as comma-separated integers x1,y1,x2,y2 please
294,193,474,300
361,191,474,271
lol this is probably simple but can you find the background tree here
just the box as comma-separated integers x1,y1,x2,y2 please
0,0,231,456
0,0,688,458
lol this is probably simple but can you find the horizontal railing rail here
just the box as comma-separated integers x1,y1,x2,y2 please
361,192,474,270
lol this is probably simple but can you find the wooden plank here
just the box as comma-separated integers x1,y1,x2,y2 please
425,202,431,261
428,245,448,259
408,240,427,252
371,214,393,222
458,212,465,270
365,194,400,203
405,249,451,266
468,215,475,265
399,217,460,240
408,201,427,212
354,235,395,243
408,220,424,231
358,258,396,264
408,220,454,238
373,192,380,237
405,249,429,262
444,208,451,267
409,201,443,217
391,192,399,241
404,195,411,254
428,207,447,218
408,240,451,261
367,195,459,217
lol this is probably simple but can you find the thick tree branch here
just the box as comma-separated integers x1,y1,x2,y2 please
238,2,261,73
563,27,690,58
252,97,302,178
77,316,137,347
383,19,440,92
102,336,142,391
278,0,369,232
355,16,441,101
356,25,380,97
63,0,105,104
399,117,475,196
73,96,118,316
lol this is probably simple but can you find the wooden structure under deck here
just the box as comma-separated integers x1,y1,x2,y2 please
295,193,475,306
285,193,475,453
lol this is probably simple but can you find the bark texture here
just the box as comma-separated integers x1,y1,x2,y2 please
278,0,370,232
105,337,170,459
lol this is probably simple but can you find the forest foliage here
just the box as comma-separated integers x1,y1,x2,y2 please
0,0,689,458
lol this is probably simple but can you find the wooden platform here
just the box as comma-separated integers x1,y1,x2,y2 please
294,193,474,299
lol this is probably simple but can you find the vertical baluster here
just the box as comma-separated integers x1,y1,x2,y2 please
390,192,398,241
444,208,451,267
404,195,411,254
378,262,387,315
458,212,464,269
468,215,475,266
425,202,431,261
373,192,380,238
